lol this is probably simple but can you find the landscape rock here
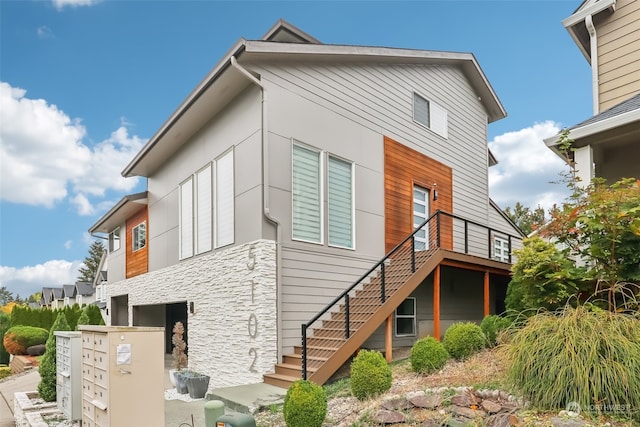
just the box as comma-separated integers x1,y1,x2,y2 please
550,417,586,427
486,413,514,427
482,399,503,413
451,405,486,419
375,409,406,424
451,394,473,407
409,393,441,409
381,396,412,411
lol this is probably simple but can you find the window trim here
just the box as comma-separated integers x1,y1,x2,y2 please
108,227,121,253
291,141,324,245
493,234,510,263
132,221,147,252
327,154,355,250
214,149,235,249
395,297,417,337
195,163,213,255
179,176,194,260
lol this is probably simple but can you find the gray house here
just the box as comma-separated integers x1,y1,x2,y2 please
89,20,522,390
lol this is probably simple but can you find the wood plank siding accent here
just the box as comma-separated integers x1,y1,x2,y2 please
126,207,148,278
384,136,453,253
597,0,640,111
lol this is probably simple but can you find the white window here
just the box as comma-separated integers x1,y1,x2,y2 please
109,227,121,252
493,235,510,263
413,92,448,139
195,164,212,254
132,221,146,252
328,156,354,249
292,143,323,243
179,177,194,259
215,150,234,248
395,297,416,336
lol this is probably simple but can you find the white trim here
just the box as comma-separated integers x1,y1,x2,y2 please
214,149,235,249
562,0,616,28
179,176,194,260
544,108,640,148
195,163,213,255
291,140,324,245
108,227,121,253
132,221,147,252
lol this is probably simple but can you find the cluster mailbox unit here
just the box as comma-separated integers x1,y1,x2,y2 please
78,325,165,427
55,331,82,421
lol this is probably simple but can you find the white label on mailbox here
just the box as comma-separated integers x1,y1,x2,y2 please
116,343,131,365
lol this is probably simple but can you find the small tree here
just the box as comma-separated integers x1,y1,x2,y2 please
77,240,105,283
38,312,71,401
172,322,187,371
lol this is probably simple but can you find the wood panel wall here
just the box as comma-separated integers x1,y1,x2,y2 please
384,136,453,253
126,207,148,279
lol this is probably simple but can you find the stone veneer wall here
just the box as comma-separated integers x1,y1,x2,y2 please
105,239,277,389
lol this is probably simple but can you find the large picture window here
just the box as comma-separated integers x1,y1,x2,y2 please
215,150,234,248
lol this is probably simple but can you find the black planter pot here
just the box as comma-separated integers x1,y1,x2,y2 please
174,371,190,394
186,375,210,399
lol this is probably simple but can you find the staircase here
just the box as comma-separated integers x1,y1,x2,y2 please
264,213,445,388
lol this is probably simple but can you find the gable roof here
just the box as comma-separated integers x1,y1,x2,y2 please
63,284,76,298
75,282,94,296
489,199,526,237
89,191,148,234
122,19,506,178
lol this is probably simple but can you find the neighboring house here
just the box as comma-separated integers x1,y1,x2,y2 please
62,284,75,307
545,0,640,183
88,20,523,390
51,287,64,310
74,282,96,306
40,287,54,308
92,251,109,312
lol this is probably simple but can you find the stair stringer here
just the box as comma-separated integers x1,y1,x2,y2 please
307,249,445,385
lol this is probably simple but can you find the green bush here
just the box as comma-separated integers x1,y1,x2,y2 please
350,350,392,400
0,312,10,365
0,366,11,380
442,322,486,360
2,326,49,355
283,380,327,427
410,336,449,374
38,312,71,402
480,315,512,347
506,306,640,421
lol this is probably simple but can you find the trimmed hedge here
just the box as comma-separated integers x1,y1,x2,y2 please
283,380,327,427
410,337,449,374
3,326,49,355
442,322,486,360
350,350,392,400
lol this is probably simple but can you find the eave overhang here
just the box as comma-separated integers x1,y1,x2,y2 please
562,0,616,62
123,40,506,178
89,191,148,235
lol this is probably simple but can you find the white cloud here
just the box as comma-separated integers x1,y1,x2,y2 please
0,82,145,215
64,240,72,250
0,260,84,298
52,0,101,11
489,121,570,212
37,26,54,39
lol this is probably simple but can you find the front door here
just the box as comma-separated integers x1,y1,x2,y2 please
413,185,429,250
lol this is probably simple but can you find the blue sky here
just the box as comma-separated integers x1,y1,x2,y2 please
1,0,592,298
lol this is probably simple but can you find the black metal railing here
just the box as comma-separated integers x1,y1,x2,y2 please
300,210,522,379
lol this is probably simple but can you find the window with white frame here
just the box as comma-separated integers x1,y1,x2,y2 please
493,234,510,263
413,92,448,139
195,164,212,254
292,143,322,243
328,155,354,249
395,297,416,336
292,143,355,248
215,150,234,248
179,176,194,259
132,221,146,252
109,227,121,252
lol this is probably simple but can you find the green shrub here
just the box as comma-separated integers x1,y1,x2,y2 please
410,336,449,374
350,350,392,400
506,306,640,421
2,326,49,355
442,322,486,360
38,312,71,402
283,380,327,427
480,315,512,347
0,366,11,380
0,312,10,365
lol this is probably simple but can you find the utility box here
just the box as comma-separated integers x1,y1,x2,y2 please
55,331,82,421
215,413,256,427
79,326,164,427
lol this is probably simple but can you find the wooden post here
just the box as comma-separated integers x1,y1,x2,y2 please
484,271,490,317
385,315,393,363
433,265,441,340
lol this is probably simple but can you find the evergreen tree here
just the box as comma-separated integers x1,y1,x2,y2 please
38,312,71,401
0,286,14,305
77,240,105,283
503,202,546,236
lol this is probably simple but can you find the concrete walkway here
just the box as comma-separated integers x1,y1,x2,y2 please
0,369,286,427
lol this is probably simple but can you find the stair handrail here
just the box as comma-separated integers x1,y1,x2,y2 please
300,209,523,379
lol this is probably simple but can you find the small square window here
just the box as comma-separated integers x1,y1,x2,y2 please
132,222,146,252
493,235,509,263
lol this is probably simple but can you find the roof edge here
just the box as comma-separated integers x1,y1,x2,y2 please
88,191,148,234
